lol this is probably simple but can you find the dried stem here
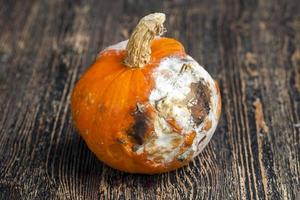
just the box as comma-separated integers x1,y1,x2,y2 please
124,13,166,68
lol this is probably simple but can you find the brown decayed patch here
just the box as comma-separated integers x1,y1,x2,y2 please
171,137,182,147
189,80,211,125
166,118,182,133
201,119,212,131
184,131,196,146
127,103,155,146
129,104,150,145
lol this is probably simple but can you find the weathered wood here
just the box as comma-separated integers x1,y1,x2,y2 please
0,0,299,199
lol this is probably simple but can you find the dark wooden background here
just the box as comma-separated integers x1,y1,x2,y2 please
0,0,299,199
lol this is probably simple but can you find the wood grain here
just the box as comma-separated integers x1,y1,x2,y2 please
0,0,299,199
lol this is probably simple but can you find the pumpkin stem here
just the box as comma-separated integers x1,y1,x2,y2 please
124,13,166,68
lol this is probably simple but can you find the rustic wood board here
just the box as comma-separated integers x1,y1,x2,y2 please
0,0,299,199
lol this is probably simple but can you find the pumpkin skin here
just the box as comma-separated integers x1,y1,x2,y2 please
71,14,221,174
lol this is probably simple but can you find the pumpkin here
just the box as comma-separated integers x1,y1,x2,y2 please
71,13,221,174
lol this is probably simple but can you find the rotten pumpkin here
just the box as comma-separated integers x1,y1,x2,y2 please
71,13,221,174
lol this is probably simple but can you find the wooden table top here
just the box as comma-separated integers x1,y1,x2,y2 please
0,0,299,199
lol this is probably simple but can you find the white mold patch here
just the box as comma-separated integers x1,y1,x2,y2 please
98,40,128,57
146,56,220,163
103,40,128,52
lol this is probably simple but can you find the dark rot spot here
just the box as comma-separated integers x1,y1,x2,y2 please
129,104,150,145
189,80,211,125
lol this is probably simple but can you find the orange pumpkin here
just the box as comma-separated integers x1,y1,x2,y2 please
71,13,221,174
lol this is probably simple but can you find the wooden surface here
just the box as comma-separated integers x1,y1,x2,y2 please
0,0,299,199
